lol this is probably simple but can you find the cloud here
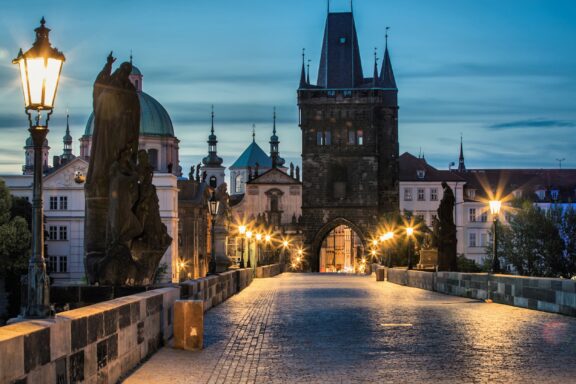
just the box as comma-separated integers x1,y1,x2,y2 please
488,119,576,130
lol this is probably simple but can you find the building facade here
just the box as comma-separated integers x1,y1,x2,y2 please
298,11,400,271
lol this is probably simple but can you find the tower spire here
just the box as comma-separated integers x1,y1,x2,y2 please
307,59,311,85
202,105,223,169
373,47,379,87
270,107,284,169
299,48,307,88
210,104,215,135
252,124,256,143
273,106,277,135
458,134,466,172
380,26,397,89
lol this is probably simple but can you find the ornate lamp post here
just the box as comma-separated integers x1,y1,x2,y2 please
208,191,220,275
255,233,262,267
406,227,414,270
13,18,65,318
246,230,253,268
282,240,289,265
489,200,502,273
384,232,394,267
238,225,246,268
264,234,271,265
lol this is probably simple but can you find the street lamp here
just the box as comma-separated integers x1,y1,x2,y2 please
385,231,394,267
13,18,65,318
255,233,262,267
246,231,253,268
238,225,246,269
208,191,220,275
489,200,502,273
282,240,289,265
406,227,415,270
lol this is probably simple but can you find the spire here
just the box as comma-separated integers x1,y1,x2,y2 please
202,105,223,167
61,111,74,162
252,124,256,143
307,59,311,85
299,48,307,88
130,49,133,64
373,47,379,87
270,107,285,169
380,27,397,89
458,135,466,172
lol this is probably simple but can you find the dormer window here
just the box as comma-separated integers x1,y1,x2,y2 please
535,190,545,200
416,170,426,179
551,190,559,200
467,189,476,199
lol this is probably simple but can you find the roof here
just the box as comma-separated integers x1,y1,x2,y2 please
131,65,142,76
379,46,397,89
399,152,466,182
84,91,174,137
229,141,272,170
247,168,300,185
317,12,364,89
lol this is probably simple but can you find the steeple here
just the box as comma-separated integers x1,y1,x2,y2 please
458,135,466,172
270,107,285,169
299,48,307,88
202,105,223,167
317,11,364,88
252,124,256,143
61,112,74,162
373,47,379,87
380,27,397,89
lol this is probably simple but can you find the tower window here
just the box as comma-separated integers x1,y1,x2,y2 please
356,130,363,145
325,131,331,145
235,174,244,193
209,175,217,188
348,130,356,145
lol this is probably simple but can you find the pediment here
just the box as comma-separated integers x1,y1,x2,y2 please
44,158,89,188
249,168,299,185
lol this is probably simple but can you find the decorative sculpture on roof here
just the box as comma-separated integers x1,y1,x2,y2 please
85,53,171,286
437,181,457,271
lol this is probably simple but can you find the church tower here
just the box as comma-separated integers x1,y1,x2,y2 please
60,113,75,164
298,10,399,272
201,106,225,188
269,107,285,169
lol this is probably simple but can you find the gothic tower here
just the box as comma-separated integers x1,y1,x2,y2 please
201,106,225,188
298,10,399,272
269,107,285,169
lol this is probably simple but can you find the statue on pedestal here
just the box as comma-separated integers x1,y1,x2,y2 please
85,53,171,286
437,181,457,271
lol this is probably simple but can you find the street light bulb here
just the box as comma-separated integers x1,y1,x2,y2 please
256,233,262,241
246,231,253,239
239,225,246,235
386,231,394,240
297,249,303,256
265,234,271,242
379,234,386,242
372,239,378,246
489,200,502,216
283,240,289,247
406,227,414,236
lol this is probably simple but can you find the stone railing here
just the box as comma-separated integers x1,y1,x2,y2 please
180,268,253,311
0,268,255,384
0,287,179,384
255,263,284,278
378,268,576,317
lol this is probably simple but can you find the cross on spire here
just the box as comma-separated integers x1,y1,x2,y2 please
211,104,215,135
252,124,256,142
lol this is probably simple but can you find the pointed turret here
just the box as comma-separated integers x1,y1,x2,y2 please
372,48,379,87
60,113,75,163
458,135,466,172
202,105,223,168
380,28,397,89
299,49,307,89
270,107,285,169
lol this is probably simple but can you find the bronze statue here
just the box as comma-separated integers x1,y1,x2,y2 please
85,53,171,286
437,181,457,271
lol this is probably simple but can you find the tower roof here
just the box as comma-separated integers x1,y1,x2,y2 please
458,135,466,172
317,12,364,89
230,141,272,170
380,45,397,89
202,105,223,167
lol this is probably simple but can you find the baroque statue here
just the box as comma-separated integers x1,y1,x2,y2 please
85,53,171,286
437,181,457,271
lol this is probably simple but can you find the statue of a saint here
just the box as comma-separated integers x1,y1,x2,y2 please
437,181,457,271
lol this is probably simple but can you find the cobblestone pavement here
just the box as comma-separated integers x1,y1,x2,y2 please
124,273,576,384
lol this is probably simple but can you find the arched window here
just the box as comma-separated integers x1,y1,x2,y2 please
147,149,159,171
235,174,244,193
209,175,217,188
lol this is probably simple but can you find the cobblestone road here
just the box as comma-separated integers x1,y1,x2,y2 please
124,273,576,383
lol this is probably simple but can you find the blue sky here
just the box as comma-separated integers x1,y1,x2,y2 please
0,0,575,174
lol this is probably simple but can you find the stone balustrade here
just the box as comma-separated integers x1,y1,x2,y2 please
378,267,576,317
255,263,285,278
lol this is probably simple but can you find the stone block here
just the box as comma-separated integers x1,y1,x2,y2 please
84,342,98,379
26,359,55,384
50,317,71,361
375,267,385,282
70,317,87,351
87,312,104,344
173,300,204,351
119,304,131,329
0,329,25,383
24,326,51,373
103,308,118,337
69,350,85,383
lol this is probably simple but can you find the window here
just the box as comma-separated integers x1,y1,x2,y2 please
348,130,356,145
551,190,559,200
59,256,68,273
480,212,488,222
59,226,68,241
209,176,217,188
235,174,244,194
49,196,58,210
356,130,363,145
404,188,412,201
317,131,330,146
317,131,324,145
47,256,57,273
49,226,58,240
416,170,426,179
467,189,476,199
325,131,331,145
343,90,352,97
480,233,488,247
430,188,438,201
417,188,425,201
469,208,476,222
59,196,68,210
339,37,346,44
147,149,158,171
327,90,336,97
468,233,477,247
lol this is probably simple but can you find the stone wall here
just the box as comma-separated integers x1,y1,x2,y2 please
180,268,253,311
255,263,284,278
380,268,576,317
0,287,179,384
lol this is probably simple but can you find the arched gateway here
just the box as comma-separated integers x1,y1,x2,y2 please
312,218,367,273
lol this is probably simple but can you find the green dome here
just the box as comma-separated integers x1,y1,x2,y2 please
84,92,174,137
131,65,142,76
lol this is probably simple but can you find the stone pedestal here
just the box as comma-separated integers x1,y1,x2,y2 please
376,267,386,282
214,225,232,273
417,249,438,270
174,300,203,350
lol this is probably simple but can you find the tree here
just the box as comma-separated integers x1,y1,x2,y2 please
558,205,576,277
0,179,32,277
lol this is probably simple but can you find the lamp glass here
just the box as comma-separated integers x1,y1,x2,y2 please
256,233,262,241
489,200,502,216
406,227,414,236
246,231,252,239
239,225,246,235
17,59,30,106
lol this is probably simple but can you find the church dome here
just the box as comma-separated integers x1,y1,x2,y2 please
83,91,174,137
131,65,142,76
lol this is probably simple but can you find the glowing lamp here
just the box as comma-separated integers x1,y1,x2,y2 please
265,234,271,242
283,240,289,248
406,227,414,237
13,18,65,112
239,225,246,235
255,233,262,242
246,231,253,239
489,200,502,216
